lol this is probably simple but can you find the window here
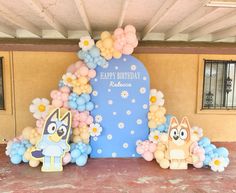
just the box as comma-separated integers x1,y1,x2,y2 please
202,60,236,110
0,57,4,110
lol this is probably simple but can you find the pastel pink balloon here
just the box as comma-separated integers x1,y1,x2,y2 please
72,120,79,128
79,66,89,76
67,64,76,73
88,70,96,78
143,151,154,161
124,25,136,34
79,122,86,127
63,101,69,109
123,44,134,55
114,28,124,36
125,33,137,44
50,90,58,98
61,93,68,101
114,41,123,51
63,152,71,165
194,162,203,168
149,143,157,152
136,146,145,154
52,99,63,107
61,86,70,93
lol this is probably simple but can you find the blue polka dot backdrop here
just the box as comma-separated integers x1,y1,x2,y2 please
90,55,150,158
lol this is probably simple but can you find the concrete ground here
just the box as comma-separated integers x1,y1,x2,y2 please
0,143,235,193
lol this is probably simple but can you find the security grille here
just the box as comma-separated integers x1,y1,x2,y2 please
202,60,236,110
0,57,4,110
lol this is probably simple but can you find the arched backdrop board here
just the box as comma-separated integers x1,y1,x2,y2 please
90,55,150,158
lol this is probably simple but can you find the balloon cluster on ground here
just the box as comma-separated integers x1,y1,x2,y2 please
137,89,230,172
5,25,138,169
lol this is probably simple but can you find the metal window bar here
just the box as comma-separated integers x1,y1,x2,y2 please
0,57,4,110
202,59,236,110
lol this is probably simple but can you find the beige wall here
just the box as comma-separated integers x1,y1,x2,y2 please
0,51,235,142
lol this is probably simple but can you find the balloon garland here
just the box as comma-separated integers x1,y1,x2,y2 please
5,24,230,172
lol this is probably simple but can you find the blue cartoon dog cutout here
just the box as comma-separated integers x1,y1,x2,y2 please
31,108,72,172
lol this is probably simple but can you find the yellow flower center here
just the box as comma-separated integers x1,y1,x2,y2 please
83,40,89,46
38,104,46,112
66,77,72,83
194,131,198,135
150,96,157,103
154,135,159,140
214,159,221,166
92,127,97,133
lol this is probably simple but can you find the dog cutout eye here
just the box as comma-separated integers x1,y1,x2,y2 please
57,126,67,137
179,129,188,140
47,123,57,134
170,128,178,139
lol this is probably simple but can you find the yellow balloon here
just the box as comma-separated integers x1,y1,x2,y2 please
159,159,170,169
96,40,102,48
78,77,88,85
24,151,31,161
150,104,158,112
22,127,33,139
154,150,164,161
73,128,80,135
148,120,157,129
102,38,113,49
73,135,82,143
101,31,111,40
113,51,122,59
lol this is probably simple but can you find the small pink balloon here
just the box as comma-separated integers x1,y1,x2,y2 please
113,41,123,51
125,33,137,44
67,64,76,73
61,86,70,93
52,99,63,108
124,25,136,34
63,101,69,109
79,122,86,127
72,120,79,128
50,90,58,98
194,162,203,168
63,152,71,165
136,146,145,154
88,70,96,78
114,28,124,36
79,66,89,76
86,116,93,124
149,143,157,152
143,151,154,161
123,44,134,55
80,112,87,121
61,93,68,101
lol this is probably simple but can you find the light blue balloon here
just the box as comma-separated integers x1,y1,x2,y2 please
18,147,26,156
71,157,76,163
76,97,85,105
70,143,76,151
81,94,90,102
22,156,29,163
77,104,86,111
69,101,77,109
216,147,229,157
89,46,100,57
86,62,96,69
10,149,17,156
11,155,22,164
86,145,92,154
86,102,94,111
78,50,86,59
71,149,81,158
76,154,88,166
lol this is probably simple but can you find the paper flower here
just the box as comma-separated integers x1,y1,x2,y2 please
113,25,138,55
96,31,121,60
191,126,203,138
148,130,161,144
209,157,228,172
148,104,166,129
78,46,107,69
79,36,94,51
121,90,129,98
62,72,76,87
50,86,70,108
29,98,49,119
68,93,94,112
72,110,93,128
89,123,102,137
149,89,164,106
72,125,90,144
136,140,156,161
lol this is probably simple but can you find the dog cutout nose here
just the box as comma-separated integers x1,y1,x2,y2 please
173,136,179,140
57,129,64,137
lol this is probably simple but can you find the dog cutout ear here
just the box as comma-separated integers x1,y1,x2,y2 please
169,116,179,129
180,116,191,129
61,111,71,128
47,108,59,122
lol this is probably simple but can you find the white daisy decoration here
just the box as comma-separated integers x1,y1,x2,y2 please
130,130,135,135
126,110,131,115
142,104,148,109
121,90,129,99
131,65,136,71
79,36,94,51
123,143,129,149
89,123,102,137
29,98,49,119
191,126,203,138
92,90,98,96
97,149,102,154
107,134,112,140
136,119,142,125
62,72,76,87
136,140,142,146
108,100,113,105
209,157,228,172
112,152,117,157
131,99,136,103
148,130,161,144
139,87,146,94
143,76,147,81
149,89,164,106
95,115,103,123
118,122,125,129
